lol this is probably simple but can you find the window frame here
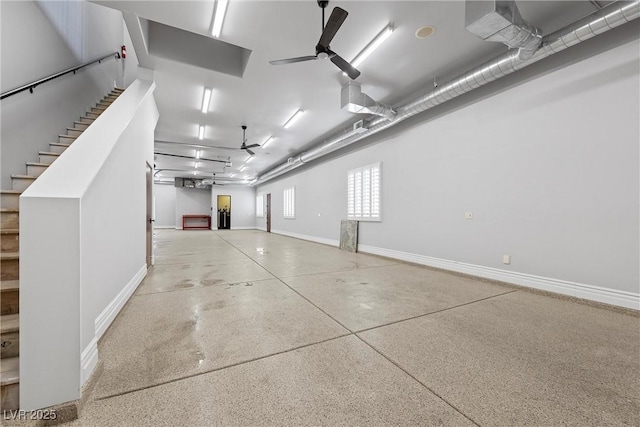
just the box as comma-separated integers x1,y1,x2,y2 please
347,162,381,222
283,186,295,219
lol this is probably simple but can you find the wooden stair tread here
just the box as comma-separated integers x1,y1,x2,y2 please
0,314,18,333
50,142,71,147
39,151,61,156
67,127,85,132
58,134,77,138
0,230,19,235
0,190,21,194
0,252,18,260
0,209,19,213
0,280,19,292
26,162,50,167
0,357,19,385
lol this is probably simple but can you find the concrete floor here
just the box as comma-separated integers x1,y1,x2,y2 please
67,229,639,426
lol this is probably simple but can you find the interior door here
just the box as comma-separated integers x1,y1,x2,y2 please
217,195,231,229
146,162,153,268
266,193,271,233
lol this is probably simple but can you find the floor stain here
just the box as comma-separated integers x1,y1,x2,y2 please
202,278,225,286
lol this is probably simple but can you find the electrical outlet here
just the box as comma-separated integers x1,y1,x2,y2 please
503,255,511,265
465,212,473,219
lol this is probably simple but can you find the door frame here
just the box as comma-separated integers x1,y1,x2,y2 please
145,162,153,268
266,193,271,233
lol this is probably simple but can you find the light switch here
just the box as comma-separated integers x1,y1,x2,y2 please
465,212,473,219
503,255,511,265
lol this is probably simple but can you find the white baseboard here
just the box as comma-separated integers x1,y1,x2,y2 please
153,225,175,229
271,229,339,247
80,337,98,385
94,264,147,340
358,244,640,310
231,226,258,230
256,226,267,232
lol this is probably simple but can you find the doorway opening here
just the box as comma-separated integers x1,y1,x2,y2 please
217,195,231,229
266,193,271,233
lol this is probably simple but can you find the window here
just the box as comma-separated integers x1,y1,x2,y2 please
256,194,264,217
283,187,295,219
347,162,381,221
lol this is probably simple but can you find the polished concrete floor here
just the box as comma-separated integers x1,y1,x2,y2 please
68,229,639,426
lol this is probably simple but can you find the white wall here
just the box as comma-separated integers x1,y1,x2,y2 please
257,38,639,309
0,0,135,188
176,187,212,229
153,183,176,228
20,78,158,410
212,185,256,229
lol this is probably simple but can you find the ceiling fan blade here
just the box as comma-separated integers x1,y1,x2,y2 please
328,49,361,79
270,56,318,65
245,143,260,148
245,148,255,156
318,7,348,48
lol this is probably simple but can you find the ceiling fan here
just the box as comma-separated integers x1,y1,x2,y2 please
239,125,260,156
202,173,225,186
269,0,360,80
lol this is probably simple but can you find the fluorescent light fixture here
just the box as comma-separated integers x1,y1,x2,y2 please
196,150,201,159
239,165,246,172
195,162,200,168
229,173,235,178
193,171,197,175
201,88,212,113
351,25,394,68
211,0,228,38
262,136,273,148
246,156,254,163
198,125,205,140
283,109,304,129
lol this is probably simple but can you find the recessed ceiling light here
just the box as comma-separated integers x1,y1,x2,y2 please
415,26,435,39
211,0,228,38
198,125,205,140
262,136,273,148
283,109,304,129
351,25,394,68
201,88,212,113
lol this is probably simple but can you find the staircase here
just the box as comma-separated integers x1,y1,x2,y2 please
0,87,124,412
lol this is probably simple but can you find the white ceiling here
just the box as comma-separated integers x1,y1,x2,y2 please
93,0,601,184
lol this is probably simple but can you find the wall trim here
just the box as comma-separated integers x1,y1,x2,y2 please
358,244,640,310
94,264,147,340
80,337,98,386
153,225,175,229
271,229,339,247
231,226,258,230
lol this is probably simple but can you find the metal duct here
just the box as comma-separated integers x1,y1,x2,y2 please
465,0,542,60
341,81,396,119
255,1,639,185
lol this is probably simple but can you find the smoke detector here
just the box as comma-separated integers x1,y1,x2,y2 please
416,26,435,39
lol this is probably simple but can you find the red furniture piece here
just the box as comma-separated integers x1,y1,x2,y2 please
182,215,211,230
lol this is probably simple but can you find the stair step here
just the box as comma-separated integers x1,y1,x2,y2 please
39,151,61,165
10,175,35,192
0,229,19,254
113,87,125,92
0,252,18,281
50,142,71,154
93,104,108,110
1,280,19,316
90,107,105,114
1,356,19,410
0,314,19,359
0,209,19,229
1,357,19,385
66,127,84,137
26,162,49,178
86,111,100,119
78,116,96,124
0,190,21,210
73,121,90,130
0,314,18,334
58,134,77,144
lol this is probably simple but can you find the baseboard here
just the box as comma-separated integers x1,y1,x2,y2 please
231,226,258,230
94,264,147,339
271,229,339,247
80,337,98,385
358,244,640,310
153,225,175,229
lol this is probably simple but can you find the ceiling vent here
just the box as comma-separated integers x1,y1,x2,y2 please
353,119,368,134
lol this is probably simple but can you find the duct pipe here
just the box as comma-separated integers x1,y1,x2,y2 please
255,1,639,185
465,0,543,60
341,81,396,119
